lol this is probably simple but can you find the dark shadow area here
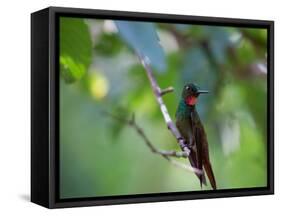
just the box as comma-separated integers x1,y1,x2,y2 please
19,194,30,202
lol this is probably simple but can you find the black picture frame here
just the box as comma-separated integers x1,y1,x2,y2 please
31,6,274,208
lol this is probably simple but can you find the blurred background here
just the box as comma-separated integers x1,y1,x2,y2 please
59,17,267,199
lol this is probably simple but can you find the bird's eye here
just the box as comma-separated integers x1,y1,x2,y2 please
186,86,190,90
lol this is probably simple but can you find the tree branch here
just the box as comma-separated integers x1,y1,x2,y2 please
160,86,174,96
104,111,202,174
137,54,191,156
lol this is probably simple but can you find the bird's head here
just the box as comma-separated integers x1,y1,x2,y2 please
182,83,209,106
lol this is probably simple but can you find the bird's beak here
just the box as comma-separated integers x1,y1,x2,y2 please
197,89,209,94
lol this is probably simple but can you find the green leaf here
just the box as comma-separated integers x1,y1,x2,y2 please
60,17,93,83
115,21,166,73
236,38,256,66
94,33,124,56
242,28,267,48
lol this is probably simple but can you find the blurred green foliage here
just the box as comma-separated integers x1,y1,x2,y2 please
59,17,268,198
60,17,93,83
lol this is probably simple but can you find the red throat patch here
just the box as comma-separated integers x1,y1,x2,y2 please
186,96,197,106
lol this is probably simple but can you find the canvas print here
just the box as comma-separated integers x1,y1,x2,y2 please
59,16,267,199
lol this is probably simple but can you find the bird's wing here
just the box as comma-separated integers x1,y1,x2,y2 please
191,111,206,187
176,116,207,186
195,123,217,190
188,148,207,186
195,127,204,186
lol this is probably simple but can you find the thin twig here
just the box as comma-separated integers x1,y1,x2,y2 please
137,54,190,156
104,111,202,174
160,86,174,96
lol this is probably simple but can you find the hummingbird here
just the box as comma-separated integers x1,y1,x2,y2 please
176,83,217,190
